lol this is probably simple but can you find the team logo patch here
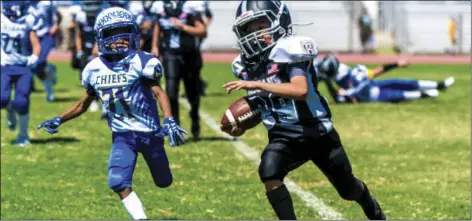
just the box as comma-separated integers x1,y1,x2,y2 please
300,40,315,55
241,71,248,80
267,63,279,75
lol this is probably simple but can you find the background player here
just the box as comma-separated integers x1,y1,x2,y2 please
128,0,156,53
222,1,385,220
28,0,62,102
316,55,455,103
74,1,103,113
37,7,187,220
67,0,82,71
150,0,207,141
1,1,41,146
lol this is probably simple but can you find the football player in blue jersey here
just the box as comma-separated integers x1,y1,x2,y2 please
27,0,62,102
37,7,187,220
315,55,455,104
1,1,41,146
222,1,385,220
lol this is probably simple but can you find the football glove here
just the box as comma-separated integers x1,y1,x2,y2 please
163,117,187,147
37,117,62,134
26,55,39,68
76,50,84,60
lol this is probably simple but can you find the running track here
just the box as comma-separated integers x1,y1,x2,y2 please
48,51,470,64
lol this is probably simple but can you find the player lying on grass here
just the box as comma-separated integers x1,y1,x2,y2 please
1,1,41,146
315,55,455,104
37,7,187,220
222,1,385,220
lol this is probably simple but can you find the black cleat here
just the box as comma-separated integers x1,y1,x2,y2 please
362,197,386,220
191,121,201,141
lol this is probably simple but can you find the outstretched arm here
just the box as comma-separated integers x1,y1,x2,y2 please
370,58,408,78
38,91,96,134
59,91,96,123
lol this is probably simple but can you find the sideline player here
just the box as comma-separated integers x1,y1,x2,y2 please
150,0,207,140
222,1,386,220
37,7,187,220
1,1,41,146
315,55,455,103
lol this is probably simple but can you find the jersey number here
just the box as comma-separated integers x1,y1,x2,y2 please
102,88,133,120
1,33,22,54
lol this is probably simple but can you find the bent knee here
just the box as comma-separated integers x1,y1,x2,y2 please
108,169,132,193
154,173,173,188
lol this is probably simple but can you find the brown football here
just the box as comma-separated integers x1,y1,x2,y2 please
220,97,262,132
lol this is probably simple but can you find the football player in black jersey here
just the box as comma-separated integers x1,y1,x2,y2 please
222,1,386,220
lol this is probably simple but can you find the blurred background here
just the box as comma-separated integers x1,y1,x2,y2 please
55,0,471,55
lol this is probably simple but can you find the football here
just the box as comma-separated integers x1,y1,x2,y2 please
220,97,262,132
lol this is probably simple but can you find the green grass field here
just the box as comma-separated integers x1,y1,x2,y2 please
1,62,470,220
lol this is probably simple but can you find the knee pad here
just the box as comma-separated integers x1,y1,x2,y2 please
108,167,132,193
258,143,291,182
154,173,173,188
12,95,30,115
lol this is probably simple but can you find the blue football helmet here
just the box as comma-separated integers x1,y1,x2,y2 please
2,1,29,19
94,7,140,56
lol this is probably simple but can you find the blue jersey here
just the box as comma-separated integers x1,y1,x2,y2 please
232,35,332,139
334,64,373,99
81,51,164,133
1,13,40,66
129,1,155,37
28,0,57,38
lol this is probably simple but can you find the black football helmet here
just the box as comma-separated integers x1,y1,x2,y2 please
317,55,340,79
233,0,292,60
163,0,185,18
81,0,102,17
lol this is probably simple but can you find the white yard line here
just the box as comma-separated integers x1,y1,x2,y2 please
180,100,345,220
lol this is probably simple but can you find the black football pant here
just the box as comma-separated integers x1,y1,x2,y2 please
162,51,202,136
259,128,365,201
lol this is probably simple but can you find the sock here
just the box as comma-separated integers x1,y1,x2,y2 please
418,80,438,90
121,191,148,220
402,91,421,100
266,184,297,220
42,80,53,97
18,113,29,138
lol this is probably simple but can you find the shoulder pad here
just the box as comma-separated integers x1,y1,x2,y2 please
150,1,164,14
137,51,163,81
183,1,205,14
268,35,319,63
75,11,86,24
80,57,101,88
25,14,37,27
68,5,82,15
231,54,245,79
128,2,144,16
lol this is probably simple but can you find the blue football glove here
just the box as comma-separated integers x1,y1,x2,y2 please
163,117,188,147
37,117,62,134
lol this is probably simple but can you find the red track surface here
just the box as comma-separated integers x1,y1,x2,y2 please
48,51,470,64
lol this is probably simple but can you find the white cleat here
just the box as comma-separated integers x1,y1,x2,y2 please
89,100,99,112
421,89,439,98
443,76,455,88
